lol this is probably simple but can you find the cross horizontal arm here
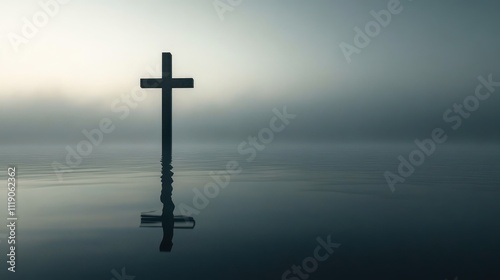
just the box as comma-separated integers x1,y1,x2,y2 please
172,78,194,88
141,78,194,89
141,79,163,89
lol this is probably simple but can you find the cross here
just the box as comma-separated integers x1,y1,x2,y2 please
140,52,194,157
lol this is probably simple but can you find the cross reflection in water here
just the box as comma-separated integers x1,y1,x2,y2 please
140,156,195,252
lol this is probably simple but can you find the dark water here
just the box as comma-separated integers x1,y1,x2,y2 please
0,143,499,279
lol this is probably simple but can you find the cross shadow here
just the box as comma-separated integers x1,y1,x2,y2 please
140,155,195,252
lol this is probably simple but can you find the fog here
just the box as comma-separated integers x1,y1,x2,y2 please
1,0,499,145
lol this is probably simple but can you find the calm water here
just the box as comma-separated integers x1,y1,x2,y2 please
0,143,500,279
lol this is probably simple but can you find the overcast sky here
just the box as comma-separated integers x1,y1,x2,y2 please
1,0,499,145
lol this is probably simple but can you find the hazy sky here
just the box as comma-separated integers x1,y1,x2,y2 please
1,0,499,145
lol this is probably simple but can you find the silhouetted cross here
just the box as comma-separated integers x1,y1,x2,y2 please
140,52,194,157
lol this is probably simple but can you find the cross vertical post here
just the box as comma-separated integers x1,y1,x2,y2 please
162,53,173,157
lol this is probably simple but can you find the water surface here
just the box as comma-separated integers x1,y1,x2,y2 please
0,143,499,279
